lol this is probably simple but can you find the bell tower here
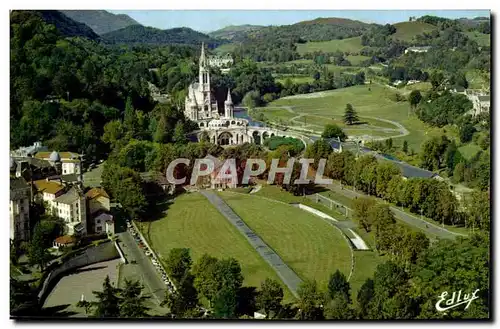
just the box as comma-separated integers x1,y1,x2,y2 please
224,88,234,118
199,42,210,93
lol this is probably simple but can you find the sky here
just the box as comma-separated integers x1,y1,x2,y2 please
109,10,490,33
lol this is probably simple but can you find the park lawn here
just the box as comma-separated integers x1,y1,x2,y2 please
252,185,350,221
219,191,352,290
346,55,371,65
319,190,355,208
296,36,364,55
325,64,363,74
401,82,433,94
349,250,382,299
255,107,297,123
146,192,294,300
459,143,482,160
391,21,437,42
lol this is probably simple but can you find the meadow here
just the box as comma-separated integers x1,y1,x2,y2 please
296,36,364,55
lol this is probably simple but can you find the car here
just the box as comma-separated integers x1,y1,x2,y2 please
145,251,152,256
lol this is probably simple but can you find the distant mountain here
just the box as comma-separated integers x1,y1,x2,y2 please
208,25,264,40
102,25,224,47
34,10,100,40
61,10,140,35
456,16,490,28
251,17,375,43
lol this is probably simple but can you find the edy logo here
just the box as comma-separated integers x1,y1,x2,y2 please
435,289,480,312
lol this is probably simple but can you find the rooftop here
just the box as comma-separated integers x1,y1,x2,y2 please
85,187,110,200
33,179,64,195
478,95,490,102
35,151,80,160
54,187,81,204
54,235,76,245
393,161,437,179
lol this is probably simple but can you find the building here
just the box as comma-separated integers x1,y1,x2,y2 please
10,141,48,158
468,94,490,117
34,151,82,176
404,46,431,54
390,161,440,180
85,187,110,215
205,154,238,189
208,53,234,68
93,212,114,235
33,179,87,236
10,177,31,241
53,187,87,236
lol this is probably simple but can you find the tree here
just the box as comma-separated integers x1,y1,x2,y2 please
153,114,168,143
242,90,261,109
173,121,187,144
409,90,422,108
192,254,219,307
256,278,284,319
296,279,324,320
213,286,238,319
119,279,150,317
324,294,355,320
321,124,347,141
163,273,199,318
357,278,374,318
27,223,52,271
466,191,490,232
430,71,445,89
92,276,122,318
327,270,351,303
452,161,465,183
343,103,359,125
402,140,408,154
353,197,377,232
165,248,192,285
460,123,476,143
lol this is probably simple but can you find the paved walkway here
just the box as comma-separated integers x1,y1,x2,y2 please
324,183,466,239
200,190,302,297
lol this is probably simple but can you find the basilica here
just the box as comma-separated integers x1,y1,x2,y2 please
184,44,255,146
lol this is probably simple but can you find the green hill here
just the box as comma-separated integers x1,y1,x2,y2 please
391,21,437,42
208,24,264,40
296,36,364,55
61,10,140,35
102,25,224,46
30,10,100,40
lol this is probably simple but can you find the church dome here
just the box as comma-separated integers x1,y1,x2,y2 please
49,151,61,162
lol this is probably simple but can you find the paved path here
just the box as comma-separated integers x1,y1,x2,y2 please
117,231,166,303
324,183,466,239
200,190,302,297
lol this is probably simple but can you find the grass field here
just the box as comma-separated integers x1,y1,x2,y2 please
212,43,238,54
466,69,490,90
392,21,437,42
464,31,490,47
275,75,314,85
145,192,294,300
459,143,482,160
296,37,364,55
219,191,352,290
346,55,370,65
266,83,459,151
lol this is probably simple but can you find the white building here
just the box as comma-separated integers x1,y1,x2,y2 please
208,53,234,68
10,141,48,158
404,46,431,54
34,151,82,175
10,176,31,241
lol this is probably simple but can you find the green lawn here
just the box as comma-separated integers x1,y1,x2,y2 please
275,75,314,85
459,143,482,160
267,83,459,152
346,55,371,65
392,21,437,42
219,191,352,290
296,37,364,55
212,43,238,54
349,250,382,299
464,31,490,47
466,69,490,90
145,192,294,300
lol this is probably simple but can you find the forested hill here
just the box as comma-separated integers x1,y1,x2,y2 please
61,10,140,35
102,25,224,47
208,25,264,40
31,10,100,41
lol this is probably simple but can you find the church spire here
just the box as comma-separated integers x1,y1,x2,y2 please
225,88,233,104
200,42,206,67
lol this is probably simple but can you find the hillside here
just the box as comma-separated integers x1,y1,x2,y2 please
61,10,140,35
391,21,437,42
296,36,364,55
33,10,100,40
208,24,264,40
102,25,224,46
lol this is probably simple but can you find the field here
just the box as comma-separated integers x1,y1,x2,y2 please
466,69,490,90
391,21,437,42
275,75,314,85
219,190,352,290
464,31,490,47
145,192,293,299
212,43,238,54
296,36,364,55
346,55,371,65
265,83,459,151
